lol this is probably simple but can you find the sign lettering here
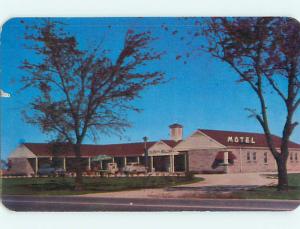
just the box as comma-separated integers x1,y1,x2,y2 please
227,136,256,144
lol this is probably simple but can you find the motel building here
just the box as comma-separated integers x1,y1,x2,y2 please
7,123,300,176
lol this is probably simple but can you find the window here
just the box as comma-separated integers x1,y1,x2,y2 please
247,152,257,162
291,152,298,162
247,152,251,162
252,152,256,161
264,152,268,164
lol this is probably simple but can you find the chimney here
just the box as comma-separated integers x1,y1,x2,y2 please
169,123,183,141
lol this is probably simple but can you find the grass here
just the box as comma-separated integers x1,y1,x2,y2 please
200,173,300,200
232,186,300,200
2,173,299,200
232,173,300,200
0,176,203,196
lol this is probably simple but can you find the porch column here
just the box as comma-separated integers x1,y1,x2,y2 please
184,153,187,172
100,160,103,170
124,157,127,166
223,151,229,173
112,157,115,163
137,156,140,164
150,156,153,172
63,157,66,170
184,152,189,172
88,157,91,170
35,157,39,174
224,151,229,165
171,155,175,172
169,155,175,173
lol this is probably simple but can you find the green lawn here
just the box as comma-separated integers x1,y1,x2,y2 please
200,173,300,200
232,173,300,200
0,176,203,196
2,174,300,199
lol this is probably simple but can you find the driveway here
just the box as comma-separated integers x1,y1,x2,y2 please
82,173,277,199
188,172,277,186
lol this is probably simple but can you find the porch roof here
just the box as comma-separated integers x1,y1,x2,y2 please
22,140,179,158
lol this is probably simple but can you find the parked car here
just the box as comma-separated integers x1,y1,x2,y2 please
37,164,65,177
106,163,119,174
1,170,29,177
123,162,147,175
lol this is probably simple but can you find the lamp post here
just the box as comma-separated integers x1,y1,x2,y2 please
143,136,149,173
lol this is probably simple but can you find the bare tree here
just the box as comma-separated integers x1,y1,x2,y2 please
19,20,165,190
198,17,300,190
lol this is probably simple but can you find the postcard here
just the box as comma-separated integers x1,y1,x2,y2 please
1,17,300,211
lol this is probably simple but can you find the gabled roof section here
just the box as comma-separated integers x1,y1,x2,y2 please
147,139,180,150
199,129,300,148
9,144,37,158
174,130,226,151
148,140,172,153
161,140,182,148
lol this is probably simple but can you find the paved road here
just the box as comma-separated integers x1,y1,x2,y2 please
1,195,299,211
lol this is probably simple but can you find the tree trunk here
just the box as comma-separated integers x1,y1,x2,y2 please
276,157,288,191
74,144,83,191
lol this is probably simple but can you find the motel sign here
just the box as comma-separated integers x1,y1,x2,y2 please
227,136,256,144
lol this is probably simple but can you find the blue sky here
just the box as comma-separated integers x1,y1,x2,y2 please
1,17,299,160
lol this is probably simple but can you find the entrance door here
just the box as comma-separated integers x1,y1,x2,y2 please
174,154,185,172
153,156,170,172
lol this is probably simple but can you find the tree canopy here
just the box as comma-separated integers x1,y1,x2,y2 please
20,20,165,145
199,17,300,190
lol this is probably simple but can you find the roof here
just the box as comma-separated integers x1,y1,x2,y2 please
161,140,182,147
15,129,300,158
23,140,180,157
9,145,37,158
199,129,300,149
169,123,183,128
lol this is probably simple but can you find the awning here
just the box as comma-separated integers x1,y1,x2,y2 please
91,155,113,161
215,151,236,160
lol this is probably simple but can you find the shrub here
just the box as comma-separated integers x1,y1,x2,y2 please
185,171,196,180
